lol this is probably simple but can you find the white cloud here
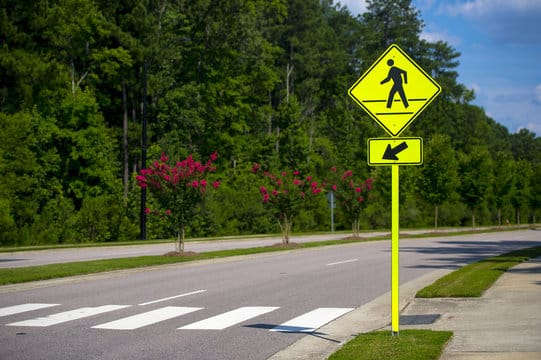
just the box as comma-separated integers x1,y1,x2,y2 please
420,30,461,47
524,122,541,135
463,77,541,134
337,0,368,16
470,83,481,96
440,0,541,44
443,0,541,16
535,84,541,104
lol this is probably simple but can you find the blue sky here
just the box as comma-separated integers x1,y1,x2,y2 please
339,0,541,136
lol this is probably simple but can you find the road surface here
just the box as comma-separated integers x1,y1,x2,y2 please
0,230,539,359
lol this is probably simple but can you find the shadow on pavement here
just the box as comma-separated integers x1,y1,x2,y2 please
399,239,541,269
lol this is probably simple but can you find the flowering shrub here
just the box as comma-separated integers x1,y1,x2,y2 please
136,152,220,252
328,167,373,238
252,163,324,244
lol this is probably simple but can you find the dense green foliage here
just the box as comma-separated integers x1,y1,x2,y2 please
1,0,539,245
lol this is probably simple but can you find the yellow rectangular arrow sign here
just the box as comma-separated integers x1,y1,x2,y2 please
368,137,423,166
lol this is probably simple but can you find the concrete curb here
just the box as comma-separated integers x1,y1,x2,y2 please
270,256,541,360
267,269,451,360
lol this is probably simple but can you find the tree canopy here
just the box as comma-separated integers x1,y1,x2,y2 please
0,0,539,245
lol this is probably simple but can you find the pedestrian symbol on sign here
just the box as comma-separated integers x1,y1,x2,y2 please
380,59,408,109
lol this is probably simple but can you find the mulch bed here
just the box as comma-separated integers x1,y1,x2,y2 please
265,242,301,249
342,235,365,240
163,251,200,257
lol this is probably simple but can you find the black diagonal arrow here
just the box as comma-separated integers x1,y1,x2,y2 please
383,141,408,160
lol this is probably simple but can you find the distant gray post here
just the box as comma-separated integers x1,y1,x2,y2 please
327,191,335,232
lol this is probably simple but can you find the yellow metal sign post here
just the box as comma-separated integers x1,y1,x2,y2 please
348,44,440,335
391,164,399,333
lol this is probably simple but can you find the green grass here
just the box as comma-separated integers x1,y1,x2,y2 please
328,330,453,360
416,245,541,298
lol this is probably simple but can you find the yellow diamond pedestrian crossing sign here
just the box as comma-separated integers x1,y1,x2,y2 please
348,44,441,136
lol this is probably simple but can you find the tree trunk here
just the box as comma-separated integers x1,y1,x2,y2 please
268,91,273,135
279,216,291,245
275,126,280,155
175,226,185,253
434,205,439,230
286,61,293,103
352,219,360,238
122,80,129,202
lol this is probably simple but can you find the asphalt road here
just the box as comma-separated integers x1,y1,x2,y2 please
0,228,490,268
0,230,539,360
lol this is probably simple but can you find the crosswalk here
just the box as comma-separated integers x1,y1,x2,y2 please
1,303,354,333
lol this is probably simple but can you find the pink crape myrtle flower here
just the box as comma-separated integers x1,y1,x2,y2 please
136,151,221,252
251,163,325,245
327,167,373,238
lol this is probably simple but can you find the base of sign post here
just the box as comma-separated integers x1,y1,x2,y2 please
391,165,400,334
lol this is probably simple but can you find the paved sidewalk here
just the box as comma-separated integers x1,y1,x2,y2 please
401,256,541,360
269,257,541,359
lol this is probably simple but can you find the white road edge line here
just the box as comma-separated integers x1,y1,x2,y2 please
138,290,207,306
326,259,358,266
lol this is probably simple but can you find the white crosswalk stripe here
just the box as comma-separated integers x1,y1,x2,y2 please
270,307,354,333
6,305,130,327
2,304,354,333
0,303,60,317
179,306,279,330
93,306,202,330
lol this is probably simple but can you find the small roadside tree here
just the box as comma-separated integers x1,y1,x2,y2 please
251,163,324,244
328,167,373,238
458,147,493,228
136,152,220,252
418,134,459,230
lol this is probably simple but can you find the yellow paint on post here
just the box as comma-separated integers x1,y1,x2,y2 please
392,165,400,334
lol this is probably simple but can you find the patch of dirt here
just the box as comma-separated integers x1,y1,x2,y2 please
163,251,200,257
342,236,365,240
266,242,301,249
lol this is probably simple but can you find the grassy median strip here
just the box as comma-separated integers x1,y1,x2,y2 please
1,230,536,286
328,330,453,360
0,238,377,285
416,245,541,298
